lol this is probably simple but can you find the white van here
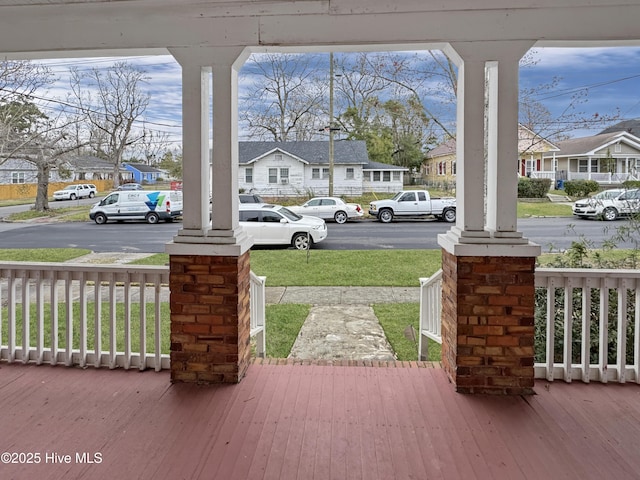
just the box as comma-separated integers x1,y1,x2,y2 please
89,190,183,224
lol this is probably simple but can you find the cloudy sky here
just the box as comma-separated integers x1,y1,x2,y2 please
34,45,640,150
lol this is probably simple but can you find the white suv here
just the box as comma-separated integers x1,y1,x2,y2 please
53,184,97,201
239,204,328,250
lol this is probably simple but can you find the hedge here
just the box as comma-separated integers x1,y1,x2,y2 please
563,179,599,197
517,178,552,198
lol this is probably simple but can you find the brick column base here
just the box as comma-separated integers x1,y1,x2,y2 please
441,250,535,395
169,252,251,384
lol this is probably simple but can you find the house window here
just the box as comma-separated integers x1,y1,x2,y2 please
614,143,621,153
280,168,289,184
373,171,381,181
452,161,457,175
245,167,253,183
268,168,278,183
322,168,329,179
11,172,25,184
346,167,354,179
578,159,588,173
383,171,391,182
363,171,371,181
274,154,283,161
393,171,401,181
312,168,320,179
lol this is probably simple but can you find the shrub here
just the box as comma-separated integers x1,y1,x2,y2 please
517,178,552,198
622,180,640,189
563,179,599,197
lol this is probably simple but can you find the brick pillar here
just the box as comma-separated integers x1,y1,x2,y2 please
169,252,251,384
441,250,535,395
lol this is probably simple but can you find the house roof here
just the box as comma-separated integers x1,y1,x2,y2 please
363,160,408,171
125,163,163,173
426,138,456,159
65,155,113,171
543,131,640,157
239,141,369,166
599,119,640,136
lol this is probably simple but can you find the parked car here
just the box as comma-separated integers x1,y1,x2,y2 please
117,183,144,191
239,193,265,203
573,188,640,220
53,184,96,201
239,203,327,250
288,197,363,224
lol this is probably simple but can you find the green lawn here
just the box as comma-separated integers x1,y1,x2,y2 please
134,249,442,287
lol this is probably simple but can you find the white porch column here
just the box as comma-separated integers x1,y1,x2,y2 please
486,50,525,238
164,47,254,384
167,46,252,256
439,41,540,256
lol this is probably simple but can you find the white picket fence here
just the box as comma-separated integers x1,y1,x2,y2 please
419,267,640,383
0,262,266,371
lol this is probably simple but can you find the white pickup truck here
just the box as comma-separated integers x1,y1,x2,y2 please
369,190,456,223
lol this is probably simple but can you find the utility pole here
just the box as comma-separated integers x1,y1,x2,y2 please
329,51,335,197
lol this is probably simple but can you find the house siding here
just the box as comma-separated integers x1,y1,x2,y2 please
239,153,306,196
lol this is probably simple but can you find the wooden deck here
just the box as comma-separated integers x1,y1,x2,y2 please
1,361,639,480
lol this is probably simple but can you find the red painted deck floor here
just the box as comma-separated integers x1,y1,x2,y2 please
1,361,639,480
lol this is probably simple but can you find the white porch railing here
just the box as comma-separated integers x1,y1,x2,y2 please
528,171,639,184
0,262,267,370
250,271,266,358
418,269,443,361
419,267,640,384
529,171,556,181
567,172,638,184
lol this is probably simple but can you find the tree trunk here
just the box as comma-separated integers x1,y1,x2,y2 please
112,163,120,188
34,159,50,212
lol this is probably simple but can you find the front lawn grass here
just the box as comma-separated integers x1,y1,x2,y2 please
265,304,310,358
517,202,573,217
8,205,90,222
0,248,91,262
374,303,441,361
134,249,442,287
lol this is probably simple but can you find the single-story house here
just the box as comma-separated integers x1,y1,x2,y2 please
540,130,640,185
238,141,406,196
0,155,119,184
124,163,163,184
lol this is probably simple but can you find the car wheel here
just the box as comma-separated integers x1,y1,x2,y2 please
89,192,95,198
146,212,160,224
378,209,393,223
70,194,77,200
94,213,107,225
334,211,348,224
443,208,456,223
602,207,618,221
292,232,312,250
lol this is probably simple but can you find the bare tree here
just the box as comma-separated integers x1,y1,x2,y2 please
240,53,325,141
68,61,150,187
129,127,172,166
0,60,54,162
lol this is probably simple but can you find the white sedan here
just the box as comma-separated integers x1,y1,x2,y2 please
288,197,363,224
